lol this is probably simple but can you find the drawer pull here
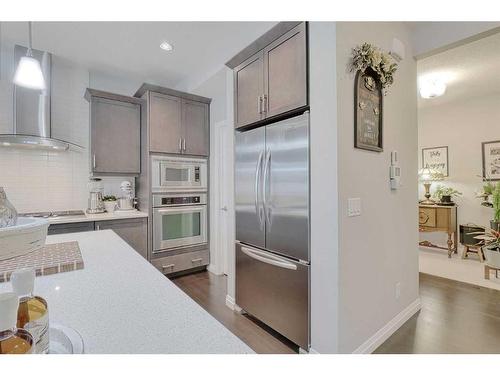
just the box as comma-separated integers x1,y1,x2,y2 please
162,264,175,270
191,258,203,263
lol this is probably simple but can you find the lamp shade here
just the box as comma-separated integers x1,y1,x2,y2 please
418,167,444,182
13,55,46,90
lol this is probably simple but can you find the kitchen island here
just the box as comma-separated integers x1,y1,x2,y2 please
0,230,253,354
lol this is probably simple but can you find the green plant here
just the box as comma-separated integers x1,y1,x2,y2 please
493,183,500,223
103,195,117,202
432,185,462,201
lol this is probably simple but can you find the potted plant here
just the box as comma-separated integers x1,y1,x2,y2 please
479,227,500,269
491,183,500,231
103,195,117,213
432,185,462,205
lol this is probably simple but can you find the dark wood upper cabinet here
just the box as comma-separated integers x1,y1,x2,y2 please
234,52,264,129
263,23,307,118
135,84,211,157
86,89,143,175
149,92,182,154
231,22,307,130
182,99,209,156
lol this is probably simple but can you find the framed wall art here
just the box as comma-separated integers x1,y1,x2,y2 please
354,69,383,152
422,146,449,177
482,140,500,180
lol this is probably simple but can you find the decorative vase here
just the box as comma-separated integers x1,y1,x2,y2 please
104,201,117,213
484,243,500,268
0,187,17,228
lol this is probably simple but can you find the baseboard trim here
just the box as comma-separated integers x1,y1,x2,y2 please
352,298,421,354
225,294,235,310
308,347,320,354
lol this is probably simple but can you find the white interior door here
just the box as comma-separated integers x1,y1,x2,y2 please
209,120,234,276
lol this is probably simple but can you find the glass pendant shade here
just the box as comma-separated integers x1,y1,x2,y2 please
13,54,46,90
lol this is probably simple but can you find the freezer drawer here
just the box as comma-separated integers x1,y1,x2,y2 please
236,242,309,349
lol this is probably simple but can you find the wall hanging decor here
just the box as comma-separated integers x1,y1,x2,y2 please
350,43,398,152
422,146,449,177
482,140,500,180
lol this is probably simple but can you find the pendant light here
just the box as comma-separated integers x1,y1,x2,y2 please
13,22,45,90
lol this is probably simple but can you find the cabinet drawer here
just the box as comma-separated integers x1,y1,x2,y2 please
419,208,436,228
151,249,209,274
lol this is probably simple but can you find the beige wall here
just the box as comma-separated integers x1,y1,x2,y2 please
336,22,419,353
418,95,500,241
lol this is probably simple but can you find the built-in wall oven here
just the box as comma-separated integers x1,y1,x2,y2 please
152,193,208,254
152,156,207,193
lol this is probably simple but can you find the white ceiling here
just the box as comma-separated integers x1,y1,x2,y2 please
0,21,277,90
417,30,500,108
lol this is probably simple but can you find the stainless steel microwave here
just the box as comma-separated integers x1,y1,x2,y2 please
152,156,207,193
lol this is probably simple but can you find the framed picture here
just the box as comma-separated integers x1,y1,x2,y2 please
354,69,383,152
482,140,500,180
422,146,449,177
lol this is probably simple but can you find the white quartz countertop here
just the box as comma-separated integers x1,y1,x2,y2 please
46,210,148,224
0,230,253,354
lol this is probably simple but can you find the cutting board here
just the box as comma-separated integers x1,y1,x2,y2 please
0,241,84,283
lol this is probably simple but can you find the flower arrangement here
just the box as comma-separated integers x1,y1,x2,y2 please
350,43,398,93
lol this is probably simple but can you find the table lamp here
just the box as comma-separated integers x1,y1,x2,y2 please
418,167,444,204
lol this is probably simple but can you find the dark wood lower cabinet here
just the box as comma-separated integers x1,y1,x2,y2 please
95,218,148,260
48,218,148,260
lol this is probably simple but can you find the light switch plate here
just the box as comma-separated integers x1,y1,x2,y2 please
347,198,362,217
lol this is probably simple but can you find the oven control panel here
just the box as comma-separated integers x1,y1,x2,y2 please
153,193,207,207
162,196,200,205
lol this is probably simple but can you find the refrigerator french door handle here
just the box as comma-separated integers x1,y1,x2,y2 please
255,150,264,228
241,246,297,270
262,148,272,227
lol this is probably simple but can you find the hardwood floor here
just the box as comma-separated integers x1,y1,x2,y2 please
173,270,500,354
171,270,298,354
375,272,500,353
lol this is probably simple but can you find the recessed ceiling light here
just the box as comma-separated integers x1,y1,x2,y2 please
160,41,173,51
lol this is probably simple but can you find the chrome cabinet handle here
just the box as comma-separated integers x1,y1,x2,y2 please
191,258,203,263
179,138,182,152
241,246,297,270
255,150,264,228
257,95,262,114
262,94,268,113
92,154,96,169
162,264,175,270
182,138,186,151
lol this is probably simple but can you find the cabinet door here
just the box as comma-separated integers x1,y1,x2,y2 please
263,22,307,118
149,92,182,154
96,218,148,260
91,97,141,174
182,99,209,156
234,51,264,129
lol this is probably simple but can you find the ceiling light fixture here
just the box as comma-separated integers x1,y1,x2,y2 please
13,22,46,90
160,41,173,51
419,79,446,99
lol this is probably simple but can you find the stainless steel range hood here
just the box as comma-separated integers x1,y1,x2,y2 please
0,45,78,151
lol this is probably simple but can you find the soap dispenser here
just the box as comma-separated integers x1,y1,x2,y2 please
0,292,34,354
11,268,49,354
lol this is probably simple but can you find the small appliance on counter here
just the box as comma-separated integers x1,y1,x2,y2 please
86,178,105,214
116,181,138,211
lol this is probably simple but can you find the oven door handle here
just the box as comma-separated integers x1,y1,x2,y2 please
241,246,297,270
154,206,205,213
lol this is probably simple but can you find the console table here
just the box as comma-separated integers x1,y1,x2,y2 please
418,204,458,258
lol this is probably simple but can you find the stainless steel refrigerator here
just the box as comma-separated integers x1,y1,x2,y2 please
235,111,309,350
